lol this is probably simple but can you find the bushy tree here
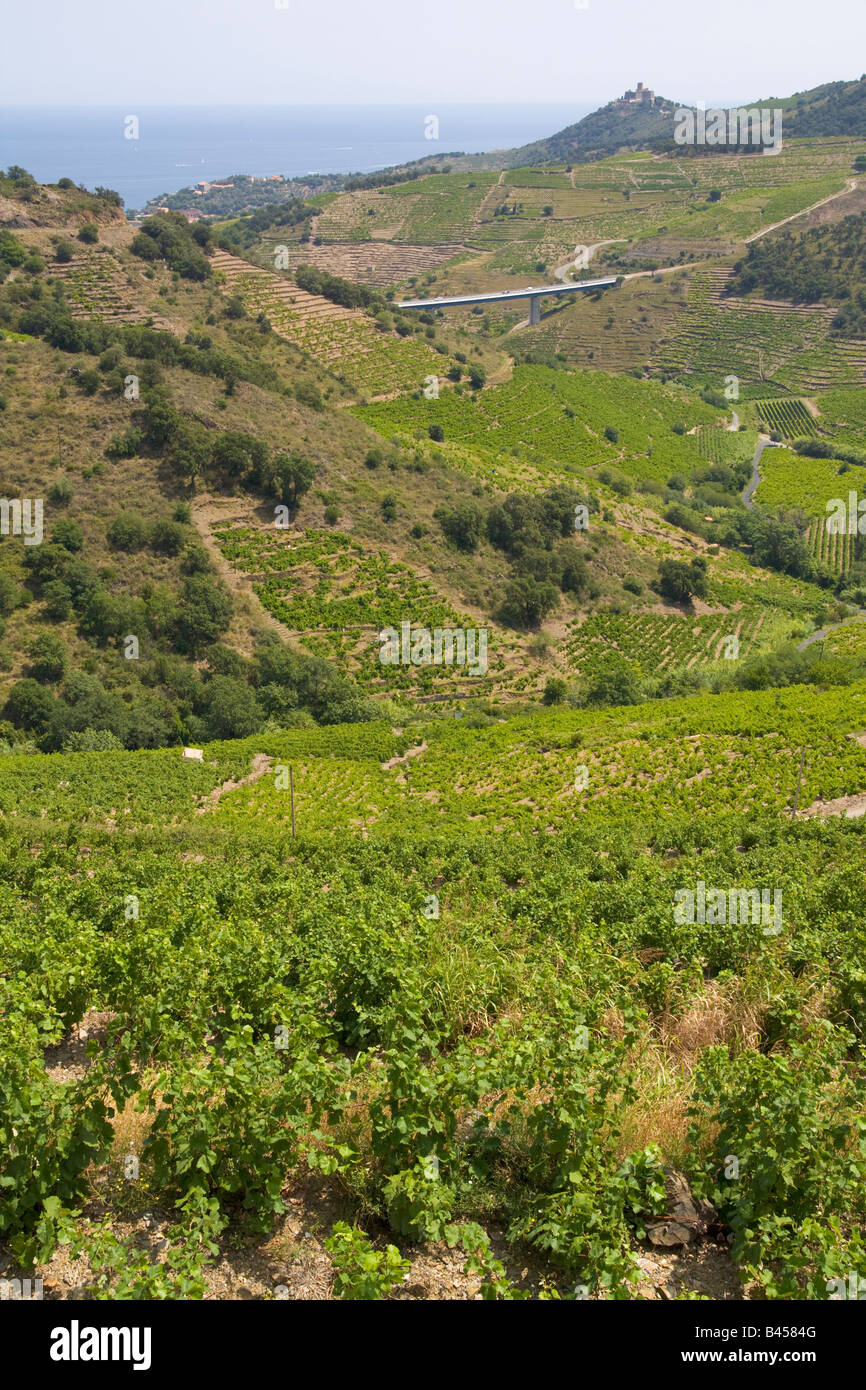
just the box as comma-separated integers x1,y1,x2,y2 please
142,392,181,448
294,381,324,412
62,728,124,753
499,576,559,629
26,632,66,684
543,677,568,705
105,427,144,460
42,580,73,621
560,548,589,595
171,575,233,655
206,643,250,680
76,368,101,396
268,452,315,510
583,652,642,708
51,518,84,552
78,590,143,645
0,572,23,615
202,675,263,740
131,213,212,281
169,420,211,483
436,501,484,553
658,556,709,604
107,512,146,552
740,513,813,579
150,520,186,556
3,678,55,733
44,672,131,751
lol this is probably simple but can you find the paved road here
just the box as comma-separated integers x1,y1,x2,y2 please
737,429,866,653
621,261,704,282
505,239,627,332
552,240,626,283
398,278,615,311
744,178,858,245
742,436,773,510
798,611,866,652
498,177,859,338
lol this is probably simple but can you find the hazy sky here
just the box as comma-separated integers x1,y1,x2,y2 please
3,0,864,107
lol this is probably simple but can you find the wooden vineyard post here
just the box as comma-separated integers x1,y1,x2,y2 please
792,747,805,818
290,765,296,839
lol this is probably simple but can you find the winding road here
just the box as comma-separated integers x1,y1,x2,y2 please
742,436,773,510
552,240,626,283
735,426,866,654
797,611,866,652
743,178,858,245
508,240,626,331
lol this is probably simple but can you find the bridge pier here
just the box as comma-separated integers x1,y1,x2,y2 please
529,295,541,326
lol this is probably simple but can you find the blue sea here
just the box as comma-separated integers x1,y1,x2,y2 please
0,105,594,213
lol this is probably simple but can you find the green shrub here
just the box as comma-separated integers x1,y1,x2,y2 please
107,512,146,552
324,1224,410,1300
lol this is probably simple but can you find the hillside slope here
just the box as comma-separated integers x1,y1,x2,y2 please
508,76,866,167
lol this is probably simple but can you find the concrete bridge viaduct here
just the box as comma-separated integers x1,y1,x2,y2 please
397,276,618,325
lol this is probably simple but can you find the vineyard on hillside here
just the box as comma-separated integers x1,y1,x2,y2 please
563,608,796,680
212,525,514,694
807,516,857,573
754,446,860,521
211,250,455,397
695,424,757,465
752,398,820,438
4,124,866,1315
354,364,722,482
2,683,865,1301
46,247,172,329
657,272,840,388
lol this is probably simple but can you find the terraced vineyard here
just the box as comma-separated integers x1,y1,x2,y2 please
46,249,172,329
3,675,866,1310
823,617,866,657
355,363,721,483
657,271,840,388
2,678,866,836
695,423,757,464
707,546,829,618
303,146,856,288
198,680,866,833
563,607,793,680
754,445,861,520
313,173,501,245
250,237,472,289
773,337,866,393
6,124,866,1318
818,385,866,450
753,397,820,438
652,265,864,394
807,516,857,574
511,271,690,374
211,249,452,397
212,524,511,694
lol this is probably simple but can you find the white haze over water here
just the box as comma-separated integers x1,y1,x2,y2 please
0,104,596,211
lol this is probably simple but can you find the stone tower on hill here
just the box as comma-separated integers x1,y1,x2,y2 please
623,82,655,105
